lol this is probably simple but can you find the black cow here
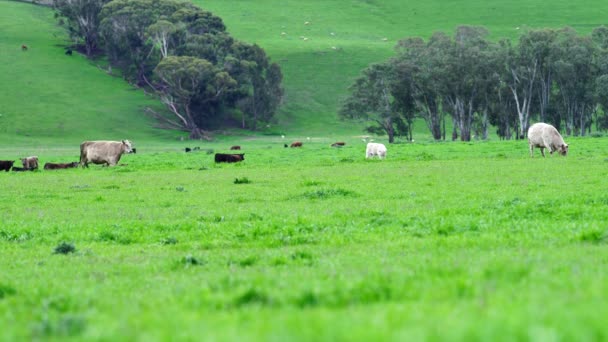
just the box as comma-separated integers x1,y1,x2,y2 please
214,153,245,163
0,160,14,172
12,167,27,172
44,162,79,170
65,49,73,55
185,147,192,153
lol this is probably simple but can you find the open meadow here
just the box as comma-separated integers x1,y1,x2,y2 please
3,0,608,339
2,137,608,340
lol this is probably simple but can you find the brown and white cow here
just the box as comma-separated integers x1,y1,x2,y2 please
44,162,79,170
0,160,14,172
80,140,133,167
20,156,39,170
527,123,568,157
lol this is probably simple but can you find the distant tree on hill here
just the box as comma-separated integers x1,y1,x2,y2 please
153,56,237,139
52,0,283,136
53,0,111,56
339,62,411,143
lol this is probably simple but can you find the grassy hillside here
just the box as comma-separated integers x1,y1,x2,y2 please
0,1,174,146
1,0,608,144
198,0,608,135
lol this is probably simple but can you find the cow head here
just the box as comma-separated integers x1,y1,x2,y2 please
559,144,568,156
122,140,134,153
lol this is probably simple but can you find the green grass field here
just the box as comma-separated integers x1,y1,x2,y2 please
3,0,608,340
2,137,608,340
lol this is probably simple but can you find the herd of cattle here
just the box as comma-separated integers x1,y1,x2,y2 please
0,123,569,172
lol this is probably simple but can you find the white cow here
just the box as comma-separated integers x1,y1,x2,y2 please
366,142,387,159
80,140,133,167
527,123,568,157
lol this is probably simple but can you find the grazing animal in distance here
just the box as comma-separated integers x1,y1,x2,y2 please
290,141,303,148
185,147,192,153
65,49,72,55
193,146,200,151
230,145,241,150
131,148,137,154
214,153,245,163
44,162,79,170
284,144,288,148
0,160,14,172
21,44,28,51
331,142,346,147
20,156,39,170
80,140,133,167
528,123,568,157
11,167,27,172
366,143,387,159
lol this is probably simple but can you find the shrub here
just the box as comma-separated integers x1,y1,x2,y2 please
234,177,251,184
53,242,76,255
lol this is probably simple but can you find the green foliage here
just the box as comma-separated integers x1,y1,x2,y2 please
233,177,251,184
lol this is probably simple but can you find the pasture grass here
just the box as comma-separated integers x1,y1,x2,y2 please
2,137,608,340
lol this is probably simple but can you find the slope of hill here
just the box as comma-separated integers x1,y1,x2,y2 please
1,0,607,145
0,1,174,146
197,0,608,136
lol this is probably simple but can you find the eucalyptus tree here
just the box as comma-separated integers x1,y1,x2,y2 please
340,62,406,143
439,26,497,141
552,28,597,136
519,29,558,124
227,42,283,130
591,26,608,131
53,0,111,56
394,36,445,140
153,56,237,139
501,35,539,139
100,0,223,85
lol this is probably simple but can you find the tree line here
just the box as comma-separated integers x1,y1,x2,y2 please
53,0,283,139
341,25,608,143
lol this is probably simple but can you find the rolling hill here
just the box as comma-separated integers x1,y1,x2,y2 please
1,0,607,144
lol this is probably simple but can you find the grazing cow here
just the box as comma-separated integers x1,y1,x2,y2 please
21,156,39,170
284,144,288,148
185,147,192,153
193,146,200,151
44,162,79,170
230,145,241,150
80,140,133,167
131,148,137,154
331,142,346,147
0,160,14,172
290,141,303,148
65,49,72,56
12,167,27,172
528,123,568,157
21,44,28,51
214,153,245,163
366,142,387,159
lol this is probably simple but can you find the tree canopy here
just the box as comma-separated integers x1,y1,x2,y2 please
54,0,283,138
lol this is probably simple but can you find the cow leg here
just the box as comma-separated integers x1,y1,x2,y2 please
540,147,546,157
529,144,534,157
